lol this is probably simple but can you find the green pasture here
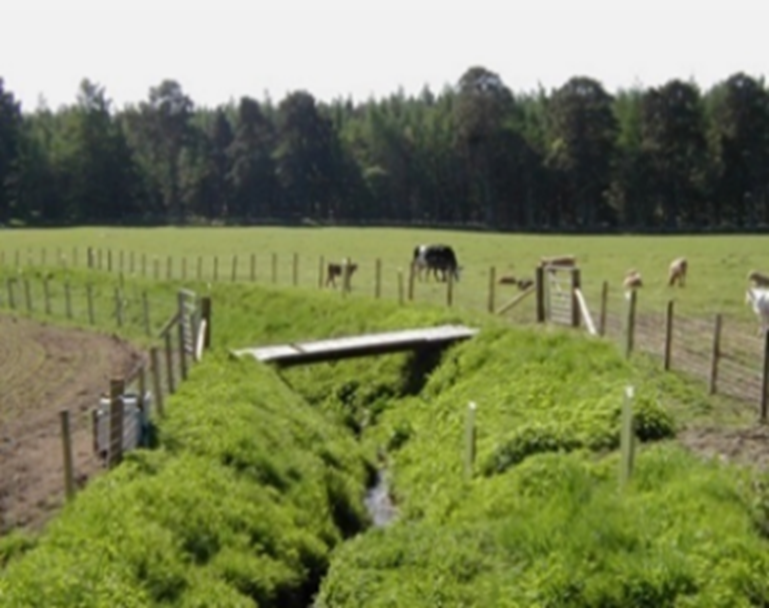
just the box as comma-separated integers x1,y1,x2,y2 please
0,227,766,329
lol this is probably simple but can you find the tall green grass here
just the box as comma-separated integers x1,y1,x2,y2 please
2,281,768,607
317,446,769,608
0,356,371,607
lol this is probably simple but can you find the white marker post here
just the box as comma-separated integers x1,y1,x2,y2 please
465,402,477,481
619,386,636,490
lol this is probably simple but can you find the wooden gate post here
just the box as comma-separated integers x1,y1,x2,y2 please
599,280,608,336
200,296,212,349
571,268,581,328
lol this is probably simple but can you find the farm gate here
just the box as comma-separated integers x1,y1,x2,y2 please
539,261,580,327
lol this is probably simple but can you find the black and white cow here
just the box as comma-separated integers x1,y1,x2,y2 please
412,244,462,282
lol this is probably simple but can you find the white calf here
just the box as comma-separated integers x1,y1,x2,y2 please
745,287,769,336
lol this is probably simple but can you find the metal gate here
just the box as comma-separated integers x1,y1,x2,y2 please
178,289,200,359
543,264,578,327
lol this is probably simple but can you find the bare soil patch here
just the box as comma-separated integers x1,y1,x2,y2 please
0,314,142,533
678,425,769,471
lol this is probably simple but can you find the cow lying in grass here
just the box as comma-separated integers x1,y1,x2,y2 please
498,275,533,291
326,260,358,288
668,257,688,287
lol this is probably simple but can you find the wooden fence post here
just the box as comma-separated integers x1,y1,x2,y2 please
130,251,135,274
599,280,608,336
65,282,72,319
761,330,769,423
60,409,75,501
165,331,175,395
535,265,545,323
23,278,32,314
318,256,325,288
107,249,112,272
342,259,350,297
397,270,404,305
6,278,15,310
250,253,256,281
571,268,581,328
271,253,278,284
86,284,95,325
200,296,212,349
114,287,123,327
177,292,188,381
143,291,151,335
487,267,496,314
664,300,674,371
407,265,415,301
446,272,454,307
625,290,637,359
231,255,238,282
43,277,51,316
153,257,159,280
150,347,165,418
709,313,722,395
375,259,382,299
119,250,124,273
213,256,219,281
292,253,299,286
108,378,125,468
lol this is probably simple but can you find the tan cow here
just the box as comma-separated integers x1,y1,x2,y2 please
668,257,688,287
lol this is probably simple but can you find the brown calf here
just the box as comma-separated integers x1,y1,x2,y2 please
748,269,769,288
326,260,358,288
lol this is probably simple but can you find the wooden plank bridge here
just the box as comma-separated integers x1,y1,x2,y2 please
231,324,479,367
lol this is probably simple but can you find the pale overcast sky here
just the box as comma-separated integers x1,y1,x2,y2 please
1,0,767,111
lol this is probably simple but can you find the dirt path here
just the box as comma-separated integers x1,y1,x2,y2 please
0,315,143,533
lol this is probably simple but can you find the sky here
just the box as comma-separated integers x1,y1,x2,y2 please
2,0,768,112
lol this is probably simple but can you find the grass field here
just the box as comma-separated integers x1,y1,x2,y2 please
0,227,765,329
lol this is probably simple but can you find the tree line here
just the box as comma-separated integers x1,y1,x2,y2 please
1,67,769,232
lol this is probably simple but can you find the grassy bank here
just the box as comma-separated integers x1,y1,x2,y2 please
2,282,768,607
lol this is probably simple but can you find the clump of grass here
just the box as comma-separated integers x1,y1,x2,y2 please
317,446,769,608
0,352,370,607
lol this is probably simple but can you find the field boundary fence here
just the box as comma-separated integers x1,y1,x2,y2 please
0,266,212,518
2,245,768,420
